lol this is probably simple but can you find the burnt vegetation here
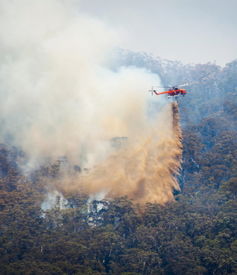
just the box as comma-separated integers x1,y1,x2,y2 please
0,54,237,274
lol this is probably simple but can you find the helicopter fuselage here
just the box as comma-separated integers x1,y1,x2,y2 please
153,87,187,97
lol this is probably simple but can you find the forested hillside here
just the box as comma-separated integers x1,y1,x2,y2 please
0,53,237,274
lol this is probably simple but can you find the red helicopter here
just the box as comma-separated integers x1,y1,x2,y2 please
149,72,214,98
149,85,187,97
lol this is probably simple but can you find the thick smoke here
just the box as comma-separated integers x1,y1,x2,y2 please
56,102,182,204
0,0,182,204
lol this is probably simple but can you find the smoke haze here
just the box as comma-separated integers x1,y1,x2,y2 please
56,102,182,204
0,0,182,204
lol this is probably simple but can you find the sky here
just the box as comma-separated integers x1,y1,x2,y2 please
80,0,237,66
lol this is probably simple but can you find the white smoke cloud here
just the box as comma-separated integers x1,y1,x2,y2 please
0,0,161,170
41,190,68,212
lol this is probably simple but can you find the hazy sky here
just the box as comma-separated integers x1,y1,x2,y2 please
80,0,237,65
